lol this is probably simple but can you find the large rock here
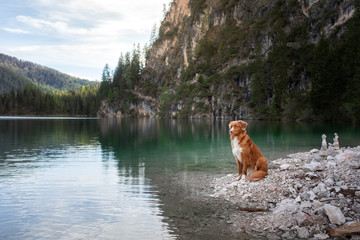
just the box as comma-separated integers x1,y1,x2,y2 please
323,204,346,225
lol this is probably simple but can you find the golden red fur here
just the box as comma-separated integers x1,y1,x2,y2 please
229,120,268,181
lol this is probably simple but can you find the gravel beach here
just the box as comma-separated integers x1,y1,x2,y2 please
155,145,360,239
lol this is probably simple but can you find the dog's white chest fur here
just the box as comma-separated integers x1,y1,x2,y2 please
232,137,243,163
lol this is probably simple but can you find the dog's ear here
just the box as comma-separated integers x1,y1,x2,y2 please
238,120,248,131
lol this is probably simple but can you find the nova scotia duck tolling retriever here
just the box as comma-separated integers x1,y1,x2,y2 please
229,120,268,181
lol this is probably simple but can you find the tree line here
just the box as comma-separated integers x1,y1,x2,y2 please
0,83,100,116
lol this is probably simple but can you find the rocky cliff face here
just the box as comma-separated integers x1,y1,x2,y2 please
104,0,357,119
97,92,158,118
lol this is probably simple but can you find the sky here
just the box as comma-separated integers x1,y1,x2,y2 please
0,0,172,81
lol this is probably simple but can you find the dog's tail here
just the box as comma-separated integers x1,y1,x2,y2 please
248,170,267,181
248,156,268,181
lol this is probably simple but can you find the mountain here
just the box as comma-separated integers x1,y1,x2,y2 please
0,65,30,94
98,0,360,123
0,53,94,94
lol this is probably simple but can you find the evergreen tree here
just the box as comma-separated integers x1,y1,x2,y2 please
129,44,142,87
99,64,112,98
101,64,112,82
150,23,158,45
113,54,125,89
123,52,133,89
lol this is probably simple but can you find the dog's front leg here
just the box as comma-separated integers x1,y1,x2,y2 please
233,158,243,181
240,149,249,180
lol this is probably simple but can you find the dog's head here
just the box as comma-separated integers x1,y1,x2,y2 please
229,120,248,136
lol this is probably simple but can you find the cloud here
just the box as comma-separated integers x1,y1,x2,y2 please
0,0,172,80
8,43,121,68
7,41,135,80
16,15,89,36
13,1,165,45
2,27,30,34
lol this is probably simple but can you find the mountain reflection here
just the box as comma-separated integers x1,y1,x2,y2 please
96,118,231,176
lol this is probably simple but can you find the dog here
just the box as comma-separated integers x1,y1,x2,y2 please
229,120,268,181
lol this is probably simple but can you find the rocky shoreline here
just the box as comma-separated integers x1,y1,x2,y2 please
210,146,360,239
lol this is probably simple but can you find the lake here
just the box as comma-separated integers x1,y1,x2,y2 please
1,117,360,239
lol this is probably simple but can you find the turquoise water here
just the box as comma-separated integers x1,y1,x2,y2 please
1,117,360,239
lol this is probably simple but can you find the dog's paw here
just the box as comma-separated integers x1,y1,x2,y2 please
233,175,247,182
233,176,242,182
240,174,247,183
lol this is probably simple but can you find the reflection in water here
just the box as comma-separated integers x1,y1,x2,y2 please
1,117,360,239
97,118,360,169
97,118,235,175
0,118,175,240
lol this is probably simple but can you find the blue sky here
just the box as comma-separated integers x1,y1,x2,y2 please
0,0,172,81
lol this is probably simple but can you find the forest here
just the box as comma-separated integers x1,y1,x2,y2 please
0,83,100,116
0,53,98,116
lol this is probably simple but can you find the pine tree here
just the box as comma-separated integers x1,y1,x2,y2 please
99,64,112,98
101,64,112,82
113,54,125,89
150,23,158,45
123,52,132,89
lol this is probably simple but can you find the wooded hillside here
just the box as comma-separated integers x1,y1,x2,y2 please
0,53,94,94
